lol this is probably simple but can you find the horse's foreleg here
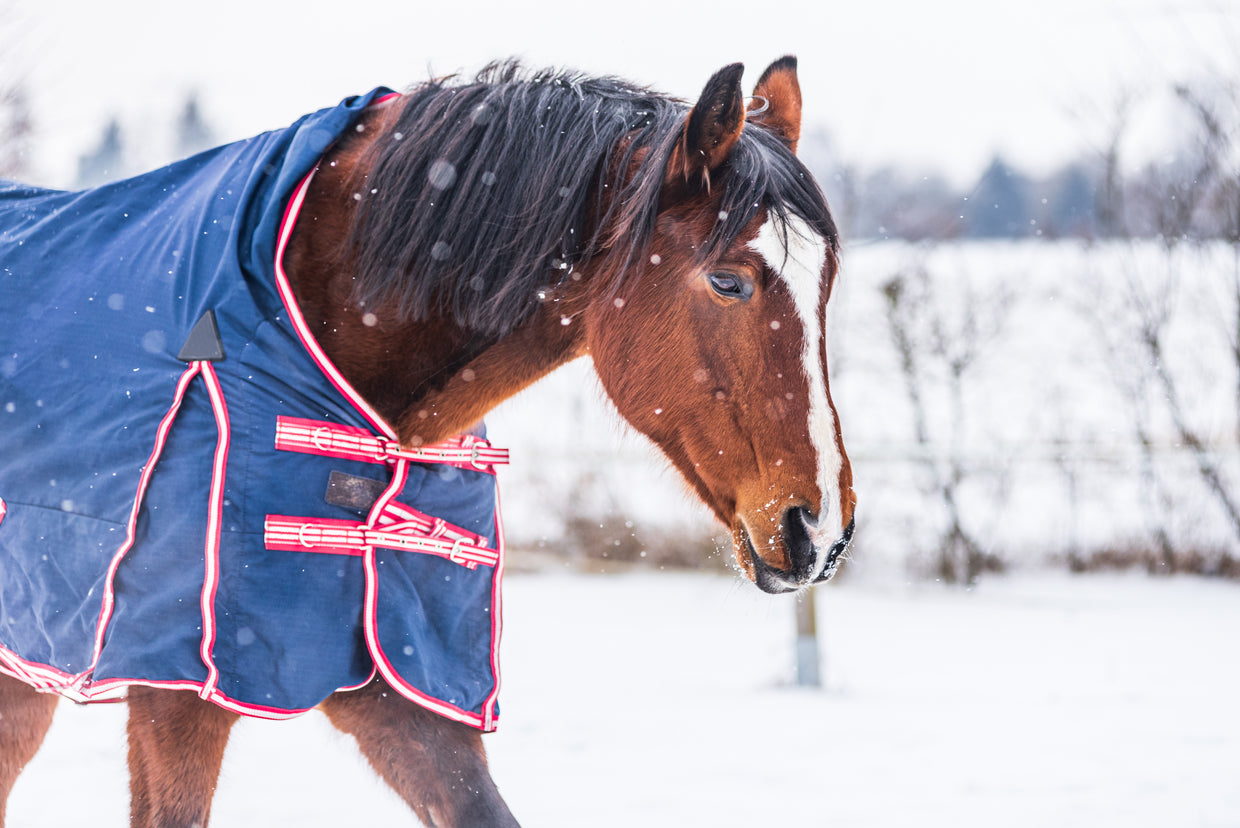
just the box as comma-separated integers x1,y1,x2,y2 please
0,673,58,827
126,687,238,828
320,678,519,828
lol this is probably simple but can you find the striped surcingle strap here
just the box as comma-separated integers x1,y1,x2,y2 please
264,417,508,568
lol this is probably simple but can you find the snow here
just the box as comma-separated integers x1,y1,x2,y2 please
10,572,1240,826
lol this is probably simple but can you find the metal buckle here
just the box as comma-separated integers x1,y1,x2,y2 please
449,537,468,565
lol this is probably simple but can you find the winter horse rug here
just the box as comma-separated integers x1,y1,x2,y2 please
0,89,509,731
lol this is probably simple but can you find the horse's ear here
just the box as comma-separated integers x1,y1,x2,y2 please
673,63,746,190
750,55,802,153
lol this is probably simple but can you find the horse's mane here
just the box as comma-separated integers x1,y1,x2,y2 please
347,60,838,336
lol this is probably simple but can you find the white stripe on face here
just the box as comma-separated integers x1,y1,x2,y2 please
748,214,844,576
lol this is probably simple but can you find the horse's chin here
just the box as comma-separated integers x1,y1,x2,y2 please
811,517,854,584
736,519,853,595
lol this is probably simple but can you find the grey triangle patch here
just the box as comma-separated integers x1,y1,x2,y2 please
177,309,226,362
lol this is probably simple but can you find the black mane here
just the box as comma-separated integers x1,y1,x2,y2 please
347,61,838,336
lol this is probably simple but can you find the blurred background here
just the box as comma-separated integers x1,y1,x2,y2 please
4,2,1240,825
8,0,1225,579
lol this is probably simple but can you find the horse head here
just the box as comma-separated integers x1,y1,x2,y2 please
580,59,855,592
309,58,854,594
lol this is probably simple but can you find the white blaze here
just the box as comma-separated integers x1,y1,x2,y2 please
749,215,845,575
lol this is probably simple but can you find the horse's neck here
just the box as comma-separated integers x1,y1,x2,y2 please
282,102,587,447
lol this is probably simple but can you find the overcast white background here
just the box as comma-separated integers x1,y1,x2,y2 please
4,0,1238,187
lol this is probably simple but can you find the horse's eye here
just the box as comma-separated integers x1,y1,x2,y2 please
707,272,753,301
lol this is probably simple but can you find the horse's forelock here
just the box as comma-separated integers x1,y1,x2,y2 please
704,124,839,270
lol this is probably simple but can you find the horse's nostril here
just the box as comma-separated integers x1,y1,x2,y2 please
794,505,821,526
780,506,816,579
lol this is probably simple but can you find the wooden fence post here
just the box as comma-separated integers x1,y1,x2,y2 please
794,587,820,687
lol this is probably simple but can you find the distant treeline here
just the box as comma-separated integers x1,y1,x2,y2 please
806,78,1240,244
811,155,1098,241
810,145,1239,243
4,73,1237,243
0,87,215,189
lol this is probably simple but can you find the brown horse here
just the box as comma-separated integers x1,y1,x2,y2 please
0,57,853,827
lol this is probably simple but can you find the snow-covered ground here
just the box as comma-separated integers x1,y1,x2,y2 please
10,572,1239,827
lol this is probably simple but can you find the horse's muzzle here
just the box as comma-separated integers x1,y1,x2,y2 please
749,511,854,595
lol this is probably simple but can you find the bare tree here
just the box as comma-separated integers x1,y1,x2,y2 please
1073,89,1135,239
1125,84,1228,245
1131,267,1240,558
1083,258,1180,571
1175,79,1240,443
1149,81,1240,565
882,261,1009,584
1079,70,1240,573
0,1,34,180
0,84,32,180
1089,240,1240,572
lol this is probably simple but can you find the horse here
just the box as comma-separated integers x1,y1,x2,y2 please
0,57,854,827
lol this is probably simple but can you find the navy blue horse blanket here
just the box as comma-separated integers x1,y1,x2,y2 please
0,89,508,730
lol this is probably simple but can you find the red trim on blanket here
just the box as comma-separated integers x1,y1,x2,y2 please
1,641,380,721
0,497,6,528
2,360,249,707
85,361,204,680
482,487,506,731
1,645,89,692
196,361,230,700
341,459,503,731
274,170,396,439
0,643,62,690
2,650,384,721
